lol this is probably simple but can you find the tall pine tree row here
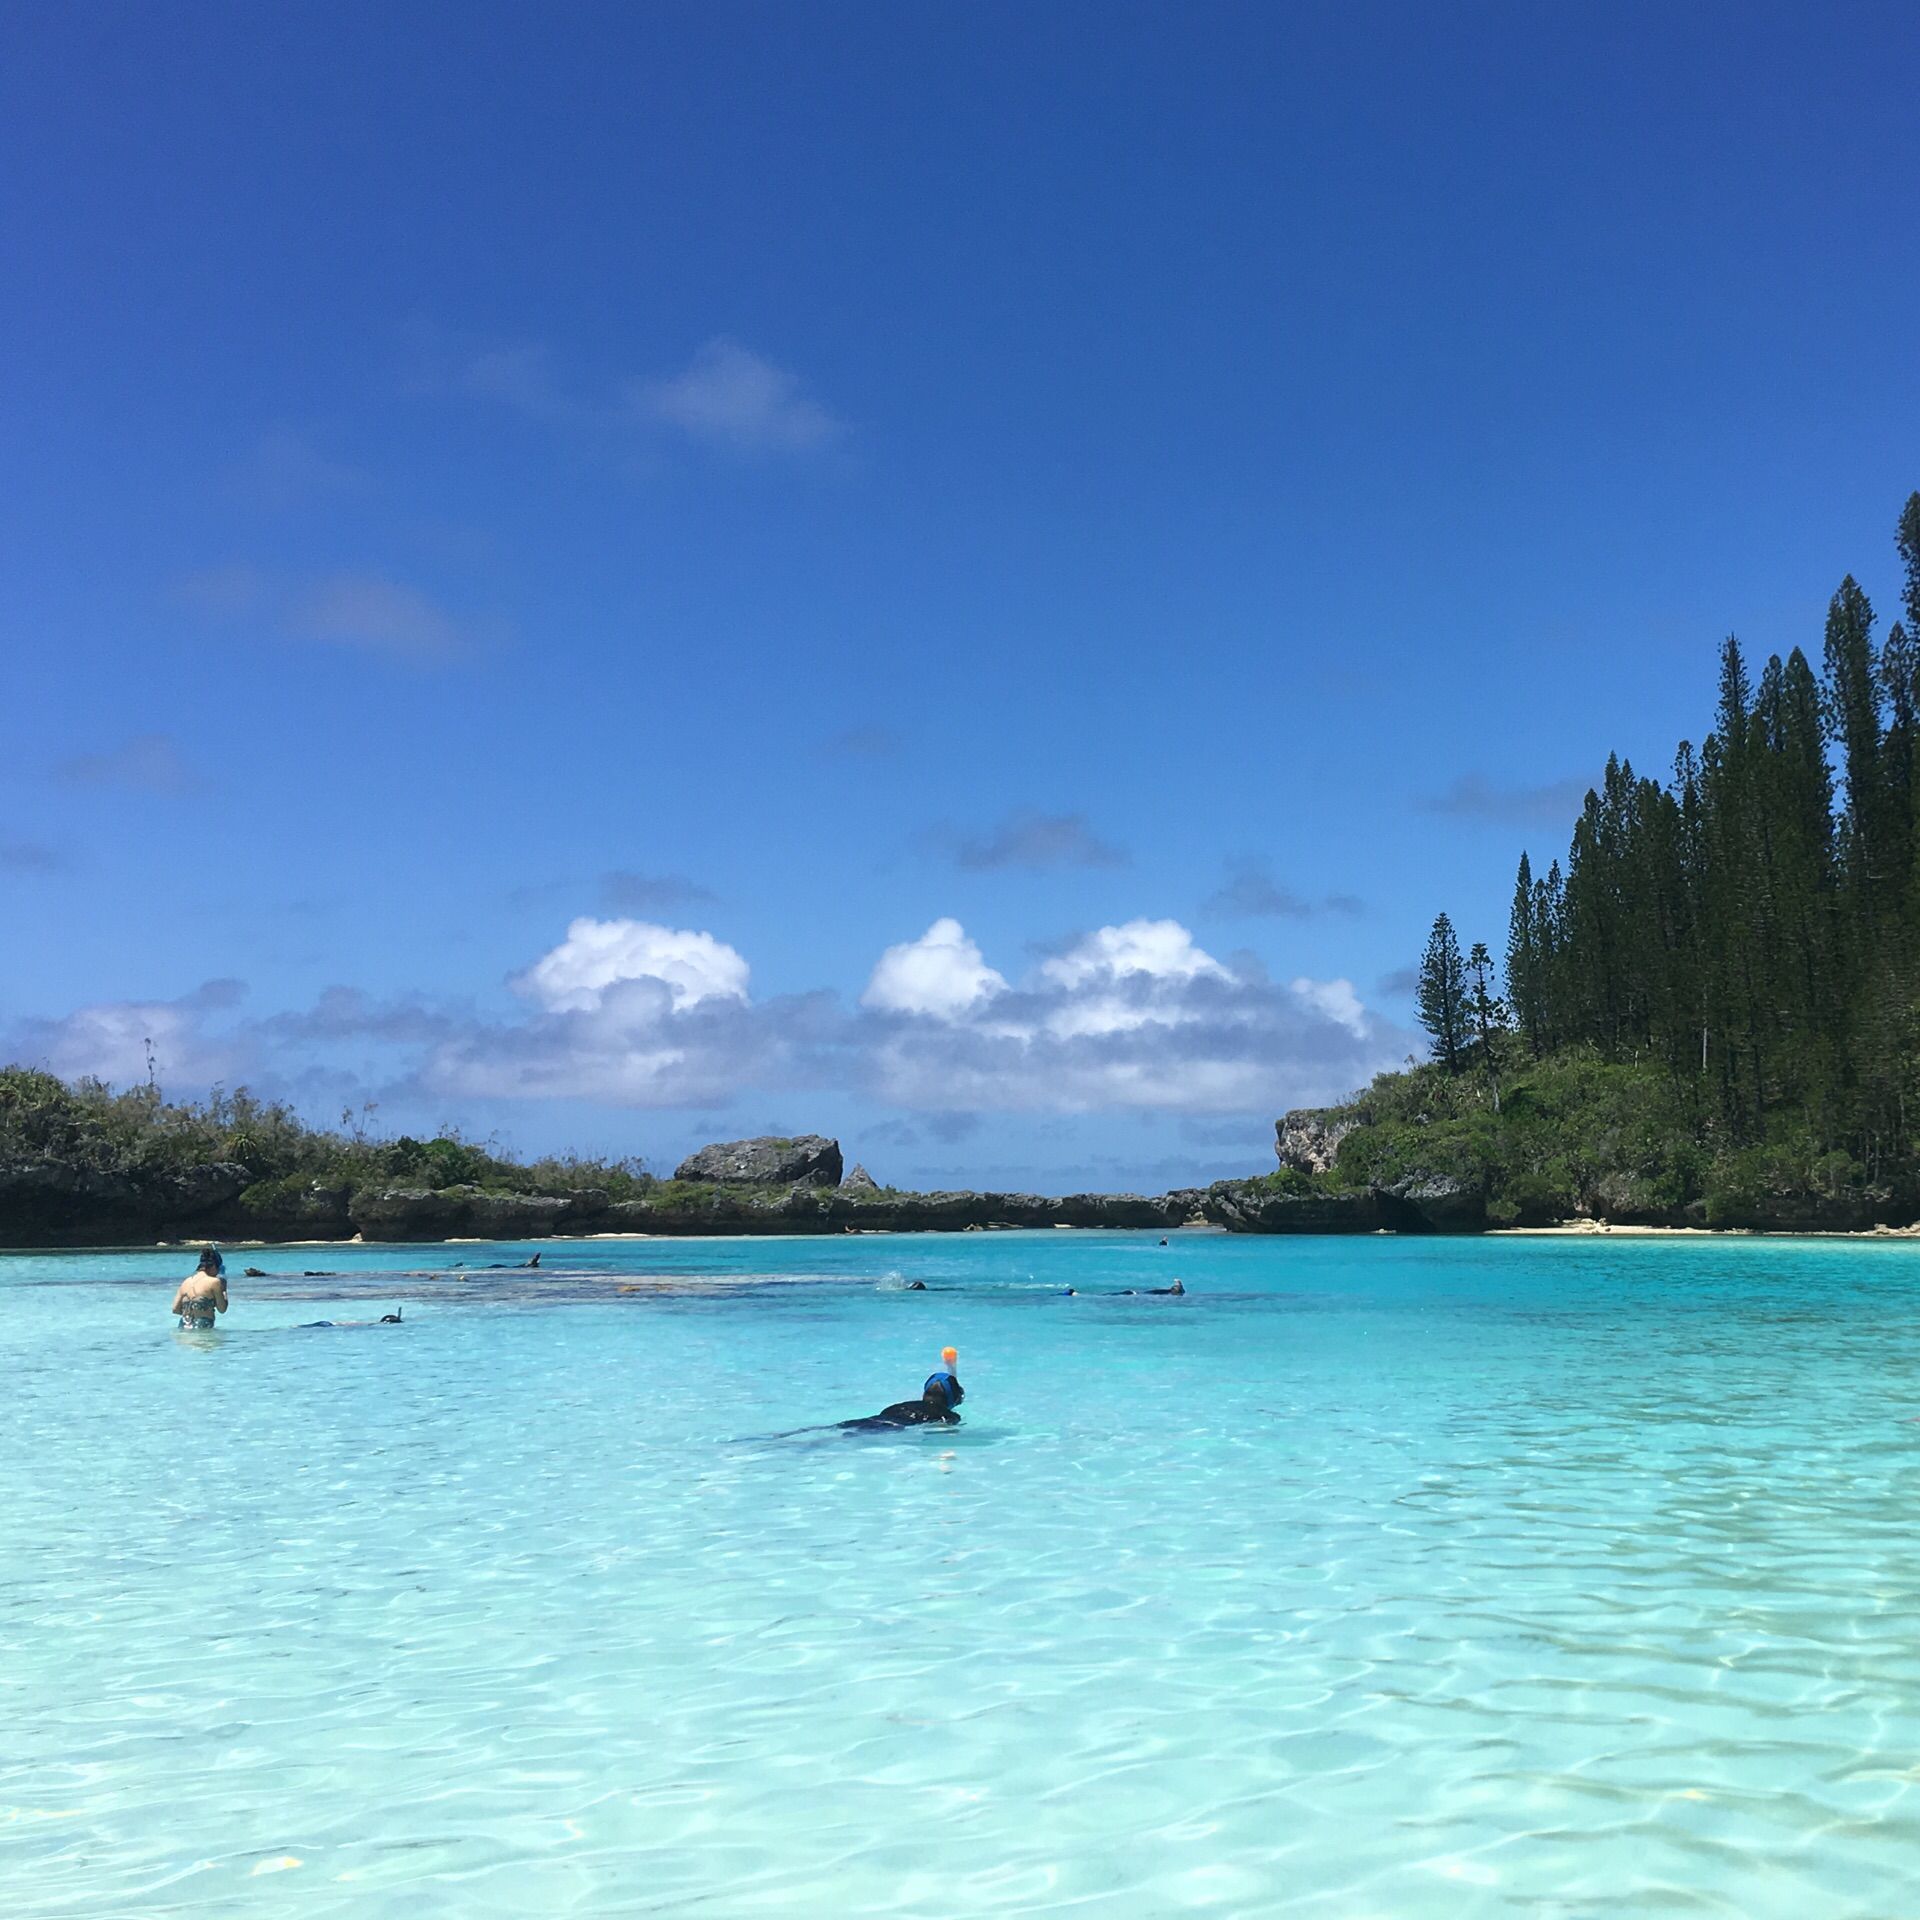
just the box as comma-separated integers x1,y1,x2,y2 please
1463,492,1920,1168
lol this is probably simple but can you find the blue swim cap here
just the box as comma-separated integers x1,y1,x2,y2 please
923,1368,964,1409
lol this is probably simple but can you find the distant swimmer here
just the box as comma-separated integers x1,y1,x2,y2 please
300,1309,404,1329
170,1247,228,1327
380,1309,403,1323
526,1253,541,1268
1158,1237,1169,1247
243,1266,269,1278
1121,1277,1186,1296
840,1346,965,1430
906,1280,928,1290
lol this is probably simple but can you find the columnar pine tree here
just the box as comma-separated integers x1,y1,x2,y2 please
1417,912,1468,1074
1506,853,1543,1057
1466,940,1507,1110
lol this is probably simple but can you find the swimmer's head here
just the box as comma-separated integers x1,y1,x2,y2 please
197,1246,224,1276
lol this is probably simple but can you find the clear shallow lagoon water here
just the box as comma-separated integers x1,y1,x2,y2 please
7,1229,1920,1917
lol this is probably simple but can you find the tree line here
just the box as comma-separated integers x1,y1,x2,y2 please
1418,491,1920,1182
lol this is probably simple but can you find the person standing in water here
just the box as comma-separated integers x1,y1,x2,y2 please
170,1248,228,1327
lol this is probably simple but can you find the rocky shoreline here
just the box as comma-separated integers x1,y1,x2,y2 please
0,1157,1438,1247
2,1118,1907,1249
0,1124,1492,1248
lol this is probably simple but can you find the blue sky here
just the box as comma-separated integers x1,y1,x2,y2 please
3,1,1917,1191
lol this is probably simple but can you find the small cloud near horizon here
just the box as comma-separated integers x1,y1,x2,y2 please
946,810,1129,873
57,733,202,796
237,427,368,507
461,344,580,426
1205,858,1363,919
1425,772,1593,828
419,326,841,463
1,835,66,873
288,572,473,664
600,870,718,914
821,724,901,760
630,338,844,455
176,565,483,666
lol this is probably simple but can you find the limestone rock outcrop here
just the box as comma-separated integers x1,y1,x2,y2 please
1275,1108,1359,1177
0,1158,252,1247
674,1135,843,1188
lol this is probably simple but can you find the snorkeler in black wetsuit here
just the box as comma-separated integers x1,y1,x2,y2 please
1120,1277,1186,1296
839,1352,965,1430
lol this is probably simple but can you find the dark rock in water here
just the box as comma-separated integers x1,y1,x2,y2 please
1161,1187,1211,1225
1275,1108,1358,1177
347,1187,468,1239
154,1162,252,1225
1053,1191,1183,1229
1382,1175,1486,1233
1205,1173,1485,1234
459,1190,575,1239
674,1135,843,1188
0,1157,252,1247
1204,1182,1391,1233
338,1184,604,1242
842,1163,880,1194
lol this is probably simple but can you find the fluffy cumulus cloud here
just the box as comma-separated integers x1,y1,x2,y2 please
862,918,1008,1019
419,917,813,1108
9,913,1406,1130
860,916,1400,1113
513,917,749,1014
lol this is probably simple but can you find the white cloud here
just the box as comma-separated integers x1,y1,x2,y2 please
8,981,246,1089
1291,976,1369,1039
632,338,843,454
1040,919,1230,991
514,918,750,1014
1037,919,1232,1038
862,917,1008,1020
6,917,1407,1132
860,917,1398,1111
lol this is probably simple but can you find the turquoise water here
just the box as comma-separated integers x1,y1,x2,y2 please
6,1230,1920,1916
